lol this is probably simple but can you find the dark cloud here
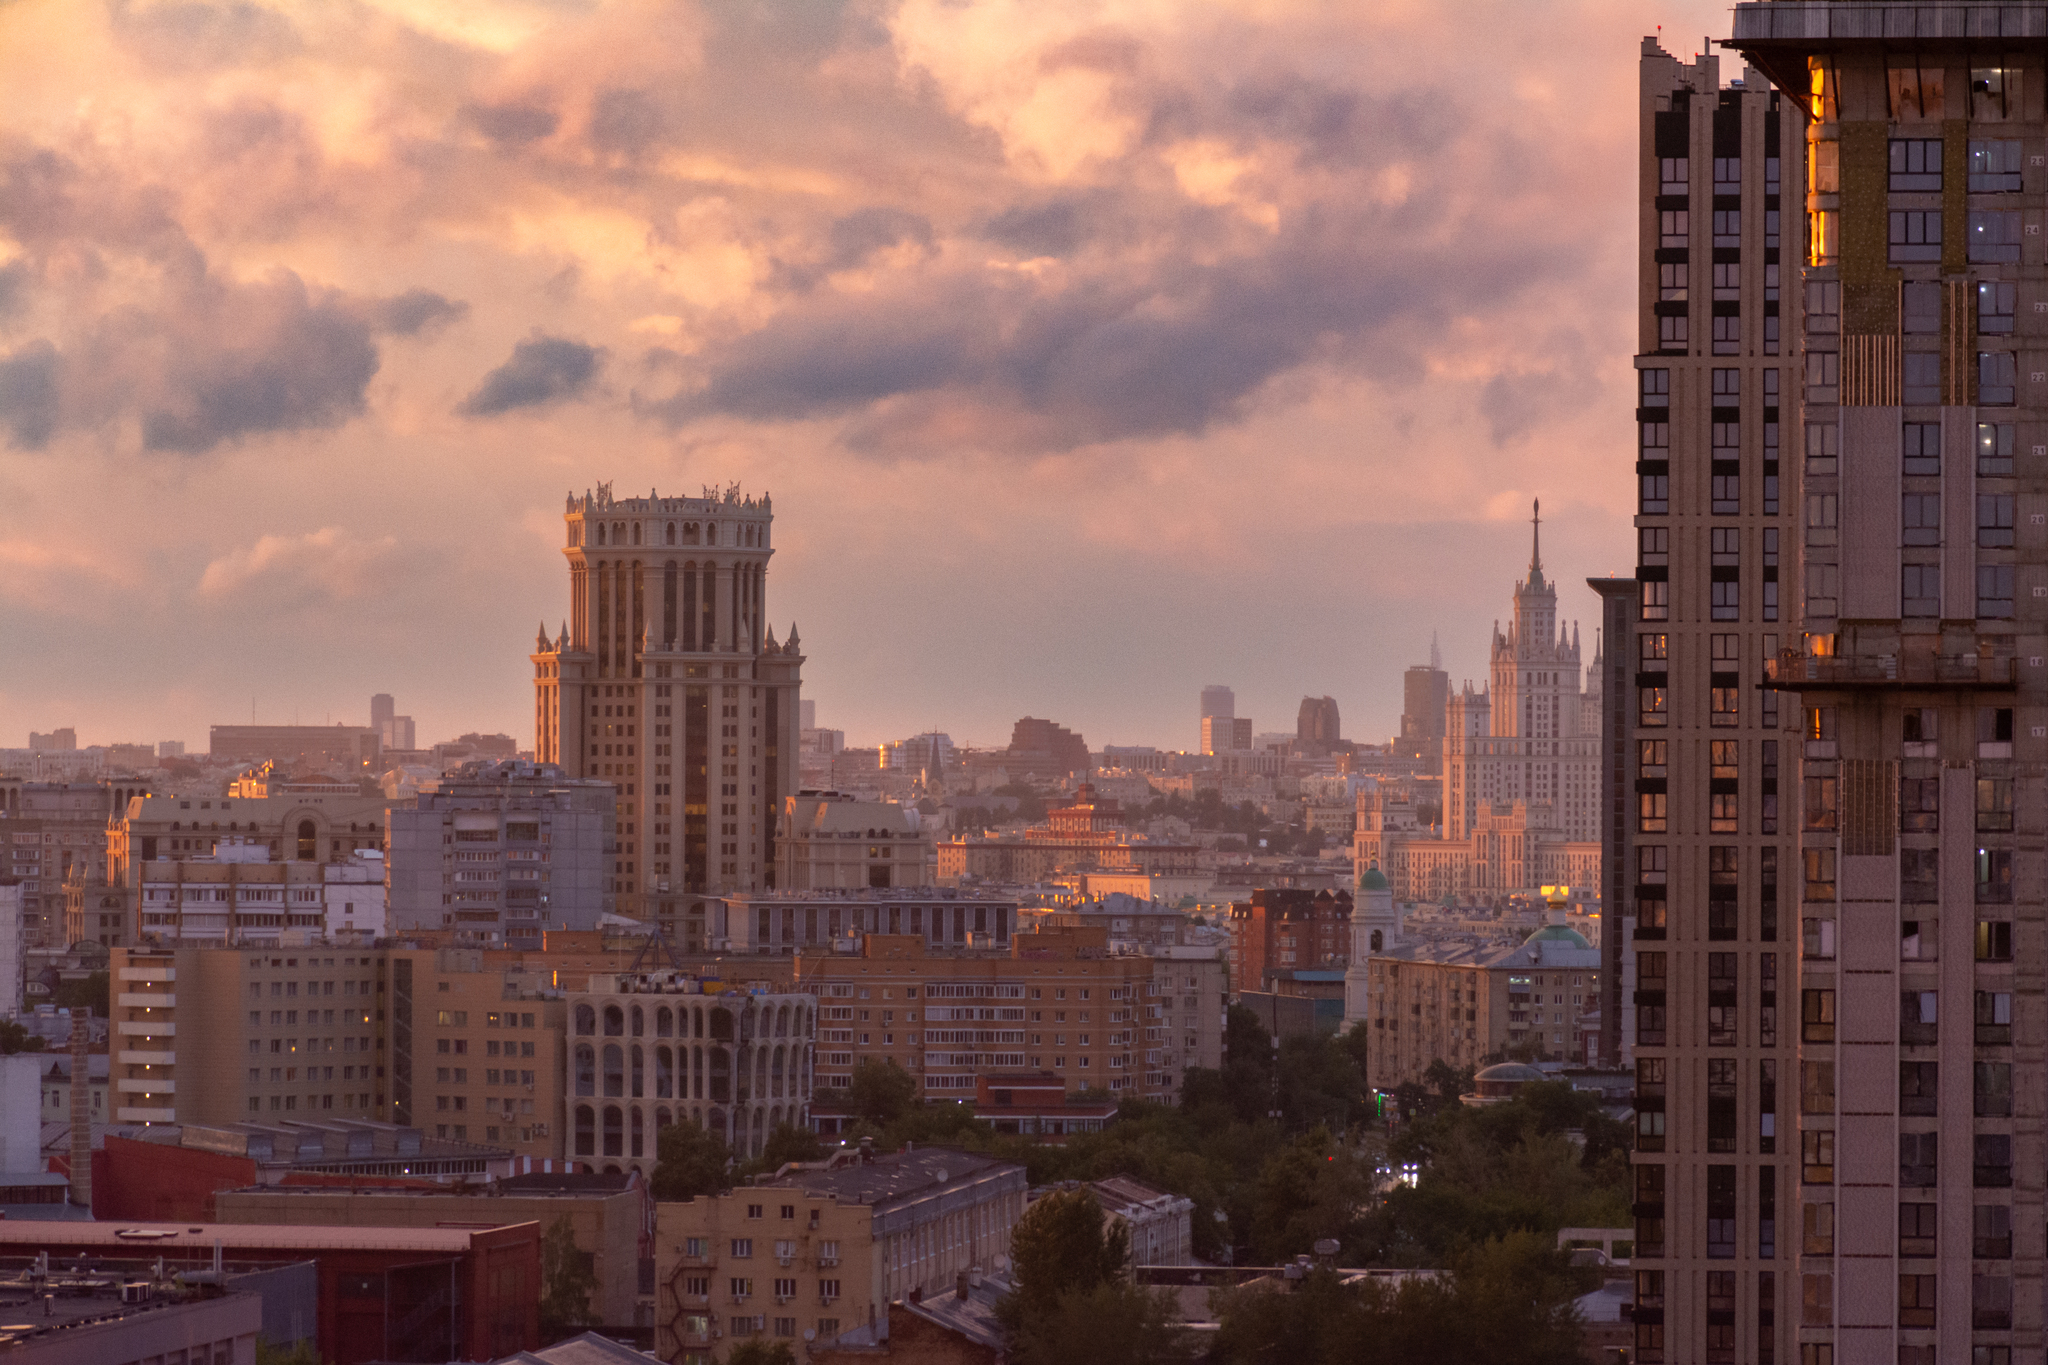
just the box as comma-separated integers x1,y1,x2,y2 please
106,0,301,70
366,289,468,338
0,341,59,449
465,103,560,145
775,208,936,291
587,88,671,155
980,200,1090,257
0,260,29,319
460,334,604,416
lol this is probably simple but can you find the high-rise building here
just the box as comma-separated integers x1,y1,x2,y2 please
1719,13,2045,1365
1438,512,1603,842
1199,684,1234,749
370,694,395,730
1398,638,1451,774
1200,715,1252,756
1296,696,1341,752
530,484,804,943
1623,40,1800,1365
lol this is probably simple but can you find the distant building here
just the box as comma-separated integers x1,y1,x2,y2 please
156,740,186,759
1295,696,1341,754
386,759,614,946
723,888,1017,956
1200,715,1252,756
1084,1176,1195,1267
1395,643,1450,774
881,732,953,772
1002,717,1090,779
207,724,381,771
1228,888,1356,989
2,780,148,947
370,693,395,731
379,715,417,751
1354,788,1599,906
27,728,77,751
776,794,932,891
1198,684,1235,751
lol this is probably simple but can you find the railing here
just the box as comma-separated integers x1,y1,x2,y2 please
1765,652,2017,689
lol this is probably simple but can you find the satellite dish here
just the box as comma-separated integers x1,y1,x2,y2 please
804,1330,817,1341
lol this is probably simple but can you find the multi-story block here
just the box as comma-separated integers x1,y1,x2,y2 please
653,1145,1026,1364
723,887,1018,955
1721,11,2048,1365
0,780,145,945
1227,887,1355,989
530,483,804,938
385,759,614,947
110,789,389,888
775,793,931,890
567,972,813,1169
796,926,1158,1100
134,840,332,944
386,946,566,1159
1623,40,1802,1365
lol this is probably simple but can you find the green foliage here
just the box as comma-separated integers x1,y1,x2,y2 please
0,1020,44,1055
651,1119,733,1201
49,972,108,1017
845,1058,919,1127
538,1215,597,1340
749,1121,825,1173
253,1339,324,1365
1009,1279,1190,1365
1208,1232,1590,1365
724,1340,798,1365
1248,1127,1375,1264
1002,1187,1131,1326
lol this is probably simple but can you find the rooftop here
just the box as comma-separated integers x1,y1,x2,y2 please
768,1147,1019,1208
0,1221,529,1254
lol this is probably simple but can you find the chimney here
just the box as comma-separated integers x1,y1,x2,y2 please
956,1271,969,1301
68,1014,91,1213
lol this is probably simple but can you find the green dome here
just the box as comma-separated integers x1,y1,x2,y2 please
1357,863,1390,892
1527,924,1591,949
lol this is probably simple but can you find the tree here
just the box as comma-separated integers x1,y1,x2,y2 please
1010,1279,1190,1365
845,1058,918,1128
0,1020,44,1055
756,1121,825,1170
725,1341,798,1365
538,1215,597,1341
650,1119,732,1201
253,1341,323,1365
1001,1186,1130,1326
49,972,108,1018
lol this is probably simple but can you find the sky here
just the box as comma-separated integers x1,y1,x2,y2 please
0,0,1737,755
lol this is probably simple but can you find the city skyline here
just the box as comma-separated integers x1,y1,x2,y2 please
0,0,1734,755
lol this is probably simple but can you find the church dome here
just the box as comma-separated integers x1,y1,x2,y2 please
1357,863,1390,892
1526,923,1591,949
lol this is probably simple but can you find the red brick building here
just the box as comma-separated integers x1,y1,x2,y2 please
1227,888,1355,991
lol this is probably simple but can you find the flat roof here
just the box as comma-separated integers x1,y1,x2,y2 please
0,1222,537,1254
777,1148,1020,1207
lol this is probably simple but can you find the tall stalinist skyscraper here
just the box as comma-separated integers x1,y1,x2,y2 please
532,482,804,945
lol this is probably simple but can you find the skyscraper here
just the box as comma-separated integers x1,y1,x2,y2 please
370,693,395,730
1199,684,1234,750
531,484,804,945
1624,39,1800,1365
1296,695,1341,752
1721,12,2040,1365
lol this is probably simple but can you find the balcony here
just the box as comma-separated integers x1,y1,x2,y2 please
116,1020,174,1037
116,1105,176,1123
117,966,175,983
118,1050,175,1066
1765,651,2017,692
117,992,175,1009
116,1077,174,1094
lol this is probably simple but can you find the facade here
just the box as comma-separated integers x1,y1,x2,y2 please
1396,642,1451,774
567,972,814,1168
1354,788,1602,905
386,946,567,1158
1199,684,1235,749
723,888,1018,955
0,1285,262,1365
529,483,804,936
206,724,381,770
1201,715,1253,756
1001,717,1090,779
775,794,932,890
1619,39,1803,1365
1,780,146,947
652,1146,1026,1364
795,926,1162,1099
1441,514,1604,844
1722,11,2048,1365
1296,696,1342,753
110,789,390,887
134,840,335,945
385,760,615,947
1227,888,1356,990
1084,1176,1196,1268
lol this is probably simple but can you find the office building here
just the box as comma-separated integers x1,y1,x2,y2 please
1199,684,1235,750
1296,696,1342,753
1201,714,1253,756
566,971,814,1167
371,694,395,731
529,483,805,937
1396,640,1451,773
385,759,614,946
207,724,381,771
653,1145,1026,1363
1619,39,1801,1365
796,925,1162,1099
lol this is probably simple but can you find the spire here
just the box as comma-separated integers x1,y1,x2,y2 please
1429,630,1441,672
1527,497,1544,586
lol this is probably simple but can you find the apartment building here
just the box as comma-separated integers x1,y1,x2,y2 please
109,790,389,888
385,759,615,946
133,839,341,944
722,887,1019,955
0,780,144,946
1722,11,2048,1365
1623,40,1803,1365
653,1146,1026,1365
387,946,566,1160
795,926,1160,1100
566,972,813,1170
1228,888,1355,988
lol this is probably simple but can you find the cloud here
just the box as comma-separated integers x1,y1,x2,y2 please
365,289,469,338
0,260,29,319
460,333,604,416
464,102,560,145
0,341,59,449
197,526,405,604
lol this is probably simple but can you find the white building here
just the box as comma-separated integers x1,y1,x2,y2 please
323,851,387,942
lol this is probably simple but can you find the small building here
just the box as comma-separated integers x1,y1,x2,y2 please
971,1073,1117,1141
1462,1061,1548,1107
0,1284,263,1365
1084,1176,1195,1267
776,794,933,890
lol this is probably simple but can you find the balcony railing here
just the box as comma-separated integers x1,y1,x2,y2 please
1765,652,2017,691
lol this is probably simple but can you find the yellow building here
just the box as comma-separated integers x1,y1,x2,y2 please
655,1145,1025,1364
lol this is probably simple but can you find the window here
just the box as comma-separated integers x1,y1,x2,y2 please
1640,470,1668,515
1640,368,1669,406
1979,564,2015,617
1898,1272,1938,1328
1636,1058,1666,1146
1976,1134,2013,1188
1801,989,1835,1043
1976,990,2012,1045
1712,209,1740,249
1659,158,1688,195
1804,776,1837,830
1898,1060,1939,1119
1802,1202,1834,1256
1890,138,1942,189
1975,1061,2013,1118
1901,846,1939,901
1901,492,1940,545
1969,138,2022,190
1902,565,1940,617
1974,1274,2013,1331
1900,1132,1939,1188
1806,348,1839,402
1802,1128,1834,1184
1637,845,1667,936
1969,210,2022,263
1711,314,1739,355
1804,846,1836,902
1900,421,1940,474
1707,1058,1738,1152
1981,351,2017,405
1806,280,1839,332
1639,579,1668,622
1979,280,2017,334
1976,918,2013,961
1977,493,2015,547
1977,422,2015,475
1898,1202,1938,1257
1660,209,1688,247
1902,280,1940,334
1660,315,1688,348
1889,210,1941,261
1806,421,1838,474
1977,847,2013,902
1659,261,1688,300
1640,683,1667,729
1638,792,1667,833
1763,528,1779,620
1903,352,1941,405
1707,952,1737,1044
1802,920,1835,962
1706,1165,1736,1259
1805,492,1838,544
1977,778,2014,831
1901,989,1938,1045
1801,1060,1834,1114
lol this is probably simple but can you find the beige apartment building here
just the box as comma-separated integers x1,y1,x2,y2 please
387,946,567,1157
775,794,931,889
109,790,390,884
530,485,804,937
795,926,1161,1100
1621,39,1802,1365
654,1146,1025,1365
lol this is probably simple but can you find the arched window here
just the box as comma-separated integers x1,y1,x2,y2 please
604,1005,624,1036
666,522,676,545
575,1004,596,1036
295,820,316,861
596,524,607,546
656,1007,674,1038
574,1044,595,1097
575,1104,595,1156
632,522,642,545
631,1044,644,1098
630,1106,644,1158
603,1044,625,1098
1371,930,1383,951
603,1105,623,1157
656,1045,674,1098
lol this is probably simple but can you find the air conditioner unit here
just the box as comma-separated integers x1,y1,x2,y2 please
818,1256,838,1267
778,1256,792,1267
776,1295,793,1305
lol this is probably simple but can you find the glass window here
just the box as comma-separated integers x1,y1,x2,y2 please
1970,138,2024,189
1889,138,1943,189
